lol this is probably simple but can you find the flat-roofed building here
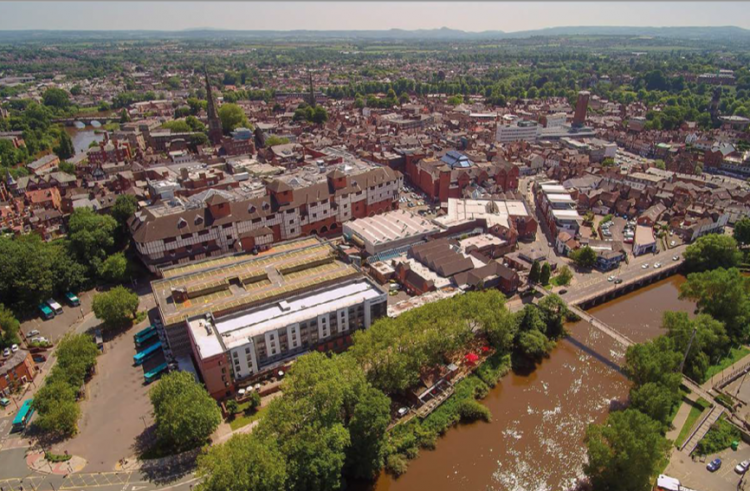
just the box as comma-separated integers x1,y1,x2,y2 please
343,210,440,256
535,180,581,239
151,237,387,399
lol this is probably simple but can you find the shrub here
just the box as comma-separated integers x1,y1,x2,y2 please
458,399,491,422
385,454,409,476
697,417,740,455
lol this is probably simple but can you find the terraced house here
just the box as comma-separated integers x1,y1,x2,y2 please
151,237,387,399
129,158,402,273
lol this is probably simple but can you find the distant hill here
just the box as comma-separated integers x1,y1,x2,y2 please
0,26,748,43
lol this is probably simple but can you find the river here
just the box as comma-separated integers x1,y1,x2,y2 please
65,121,104,156
360,275,695,491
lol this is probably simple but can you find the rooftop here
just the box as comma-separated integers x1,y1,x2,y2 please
344,210,439,246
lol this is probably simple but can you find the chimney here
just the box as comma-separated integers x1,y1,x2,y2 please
180,167,189,180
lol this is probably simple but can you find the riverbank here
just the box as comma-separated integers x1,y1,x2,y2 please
362,275,691,491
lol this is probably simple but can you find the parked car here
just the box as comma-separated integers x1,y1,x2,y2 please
707,458,722,472
65,292,80,307
38,303,54,320
397,407,410,417
32,354,47,363
614,278,623,285
672,255,680,261
26,329,40,338
2,348,9,357
10,344,18,353
642,263,649,269
46,299,63,315
607,275,615,282
654,263,662,269
735,460,749,474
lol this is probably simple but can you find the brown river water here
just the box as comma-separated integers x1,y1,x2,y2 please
356,275,695,491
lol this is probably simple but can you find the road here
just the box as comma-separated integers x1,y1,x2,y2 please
560,244,688,306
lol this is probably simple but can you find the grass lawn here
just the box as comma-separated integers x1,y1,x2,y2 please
703,347,750,383
674,397,710,449
229,406,268,431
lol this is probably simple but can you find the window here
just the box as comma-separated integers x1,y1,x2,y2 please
290,228,296,234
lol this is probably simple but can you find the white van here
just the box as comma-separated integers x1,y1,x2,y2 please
46,299,63,315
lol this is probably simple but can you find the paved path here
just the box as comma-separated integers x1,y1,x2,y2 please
667,401,693,442
681,405,725,455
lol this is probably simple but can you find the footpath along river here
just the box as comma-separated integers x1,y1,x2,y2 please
361,276,695,491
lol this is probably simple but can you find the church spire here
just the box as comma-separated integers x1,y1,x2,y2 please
308,72,316,108
204,67,223,145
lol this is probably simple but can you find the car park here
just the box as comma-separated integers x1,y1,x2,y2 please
707,458,722,472
27,329,40,338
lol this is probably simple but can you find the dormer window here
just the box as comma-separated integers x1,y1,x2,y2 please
177,218,187,228
194,215,204,225
262,201,270,210
249,205,257,214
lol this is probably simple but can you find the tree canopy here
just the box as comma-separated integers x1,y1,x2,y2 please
92,286,139,328
683,234,741,272
218,103,250,134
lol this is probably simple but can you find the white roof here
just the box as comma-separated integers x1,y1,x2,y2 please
435,198,529,229
546,194,575,203
345,210,438,246
213,280,384,351
541,184,566,193
551,209,581,220
656,475,680,491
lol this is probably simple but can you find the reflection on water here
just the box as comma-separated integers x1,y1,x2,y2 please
360,275,692,491
65,127,104,156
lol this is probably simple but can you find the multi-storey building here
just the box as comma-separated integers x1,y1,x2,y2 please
151,237,387,399
129,154,402,273
496,120,540,143
535,180,581,240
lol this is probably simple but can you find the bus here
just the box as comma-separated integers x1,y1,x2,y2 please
134,325,157,345
134,328,158,348
133,341,162,366
144,362,169,384
12,399,34,432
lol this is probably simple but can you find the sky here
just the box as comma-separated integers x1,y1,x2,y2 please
1,2,749,32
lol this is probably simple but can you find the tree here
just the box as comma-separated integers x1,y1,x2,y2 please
92,286,139,328
196,433,287,491
663,311,729,380
570,246,597,269
346,387,390,479
150,371,221,451
584,409,669,491
733,217,750,246
447,95,463,106
42,88,70,108
311,106,329,125
537,294,568,338
517,329,552,360
218,103,249,134
68,207,117,272
111,194,137,231
629,382,676,429
601,157,616,167
99,252,130,283
264,135,290,147
623,336,682,390
683,234,741,272
555,265,573,286
119,109,131,124
0,304,20,349
58,161,76,175
54,131,75,160
540,263,551,286
189,133,209,149
398,92,410,106
70,85,82,96
529,260,541,284
654,159,666,170
225,399,239,416
679,268,750,343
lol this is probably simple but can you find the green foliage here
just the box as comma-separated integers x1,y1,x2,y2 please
447,95,464,106
654,159,666,170
225,399,239,416
663,311,730,381
58,161,76,175
601,157,616,167
679,268,750,343
734,217,750,246
570,246,597,269
0,304,20,349
99,252,130,284
111,194,137,231
247,391,261,411
42,88,70,109
218,103,250,134
54,130,75,160
68,207,117,273
629,382,677,429
92,286,139,328
517,329,553,360
458,399,491,422
553,265,573,286
683,234,741,272
346,387,391,479
529,260,541,283
475,352,511,387
540,262,551,286
33,334,98,438
0,234,87,313
150,371,221,452
196,433,287,491
624,336,682,390
585,409,670,491
385,454,408,476
264,135,290,147
696,417,740,455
